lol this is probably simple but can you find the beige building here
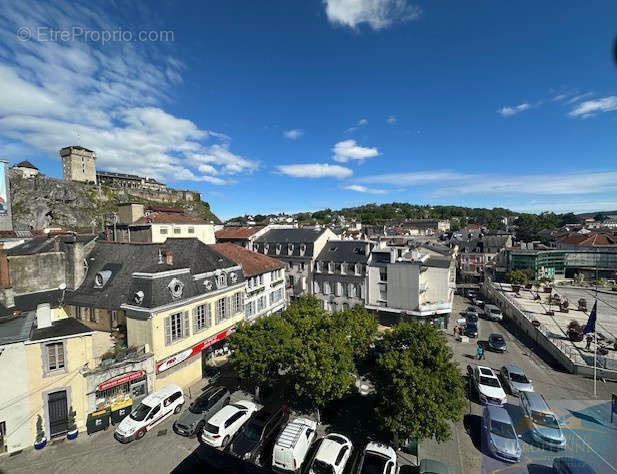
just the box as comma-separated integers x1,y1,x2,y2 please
10,161,39,179
60,146,97,183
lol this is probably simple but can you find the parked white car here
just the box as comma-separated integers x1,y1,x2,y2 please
114,384,184,443
272,417,317,473
200,400,257,448
309,433,353,474
473,366,507,406
484,305,503,321
354,442,398,474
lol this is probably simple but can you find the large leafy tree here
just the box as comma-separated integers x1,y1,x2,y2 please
506,270,529,285
372,323,465,444
332,306,378,359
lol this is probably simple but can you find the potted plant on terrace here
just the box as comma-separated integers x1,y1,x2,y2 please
567,320,584,343
34,415,46,449
66,406,78,440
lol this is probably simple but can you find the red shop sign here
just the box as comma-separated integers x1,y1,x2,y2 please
156,326,235,375
97,370,145,391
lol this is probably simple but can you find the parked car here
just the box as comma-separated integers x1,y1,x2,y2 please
114,384,184,443
272,417,317,473
520,391,566,450
173,386,230,437
473,366,507,406
419,458,457,474
473,296,485,307
201,400,258,448
465,312,479,324
484,305,503,321
488,334,507,352
482,405,521,463
229,404,289,463
354,442,397,474
553,457,597,474
308,433,353,474
500,365,534,396
467,291,477,300
463,321,478,338
466,306,479,318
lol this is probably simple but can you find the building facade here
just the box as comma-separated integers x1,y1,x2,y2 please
211,243,286,321
60,146,97,183
312,240,372,312
11,161,39,179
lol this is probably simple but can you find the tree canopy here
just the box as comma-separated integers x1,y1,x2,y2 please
371,323,465,443
506,269,530,285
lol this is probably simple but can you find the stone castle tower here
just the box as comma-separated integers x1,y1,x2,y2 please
60,146,97,183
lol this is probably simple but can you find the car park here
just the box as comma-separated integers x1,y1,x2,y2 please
484,305,503,322
552,457,597,474
418,458,457,474
500,365,533,396
473,366,507,406
355,442,397,474
308,433,353,474
114,384,184,443
463,321,478,338
173,386,230,437
272,417,318,473
229,404,289,463
488,334,507,352
201,400,258,448
520,391,566,450
481,405,521,463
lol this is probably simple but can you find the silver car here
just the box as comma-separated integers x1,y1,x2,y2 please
520,391,566,450
173,386,230,437
482,405,521,463
500,365,534,396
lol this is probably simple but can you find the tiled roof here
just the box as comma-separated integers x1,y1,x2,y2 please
558,233,617,246
133,211,208,225
211,243,284,277
216,226,266,240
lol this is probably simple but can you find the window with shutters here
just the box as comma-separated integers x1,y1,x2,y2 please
194,304,211,332
257,295,266,312
45,342,65,374
232,292,243,313
313,281,320,294
170,312,183,341
323,282,331,295
164,312,189,345
245,300,255,318
335,282,342,296
89,307,96,323
215,297,227,324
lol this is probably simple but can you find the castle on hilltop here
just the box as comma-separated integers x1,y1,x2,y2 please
59,145,199,202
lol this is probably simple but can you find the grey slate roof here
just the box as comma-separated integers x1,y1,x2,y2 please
13,160,38,170
30,317,93,342
425,256,453,268
0,312,35,345
66,239,243,310
316,240,372,263
14,289,63,311
6,234,97,256
254,228,327,258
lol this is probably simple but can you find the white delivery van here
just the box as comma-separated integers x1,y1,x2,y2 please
114,384,184,443
272,417,317,473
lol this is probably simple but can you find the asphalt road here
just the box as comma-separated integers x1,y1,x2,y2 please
445,294,617,474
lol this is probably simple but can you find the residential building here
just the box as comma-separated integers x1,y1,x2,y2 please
366,242,456,328
211,243,286,321
455,234,513,283
556,232,617,250
396,219,451,236
107,203,215,245
10,161,39,179
312,240,372,312
60,146,97,183
215,226,271,251
96,171,165,191
0,304,94,454
66,239,245,390
253,227,338,299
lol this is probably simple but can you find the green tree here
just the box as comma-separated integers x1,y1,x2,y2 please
506,270,529,285
372,323,465,444
332,306,378,359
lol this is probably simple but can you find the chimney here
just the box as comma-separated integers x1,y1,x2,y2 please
0,244,10,289
36,303,52,329
165,250,173,265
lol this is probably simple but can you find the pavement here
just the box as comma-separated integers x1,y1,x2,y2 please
3,293,617,474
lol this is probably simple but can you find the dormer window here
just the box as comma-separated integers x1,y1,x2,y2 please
275,244,282,255
287,243,294,255
168,278,184,299
328,262,334,273
94,270,112,288
355,263,362,275
134,290,144,305
300,244,306,256
340,263,346,274
217,273,227,288
264,244,270,254
230,272,238,283
204,279,213,290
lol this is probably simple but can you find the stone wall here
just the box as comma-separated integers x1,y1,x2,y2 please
8,252,66,294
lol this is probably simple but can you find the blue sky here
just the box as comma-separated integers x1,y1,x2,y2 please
0,1,616,220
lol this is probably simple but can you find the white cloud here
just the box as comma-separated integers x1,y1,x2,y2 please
509,200,617,214
323,0,421,30
276,163,352,179
568,96,617,118
283,129,304,139
497,103,531,117
386,115,396,124
332,139,379,162
342,184,387,194
358,171,471,185
358,118,368,126
0,0,257,185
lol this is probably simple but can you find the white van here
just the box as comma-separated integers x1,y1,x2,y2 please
114,384,184,443
272,417,317,473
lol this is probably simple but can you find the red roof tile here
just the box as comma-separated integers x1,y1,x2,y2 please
558,232,617,246
215,226,266,240
211,242,284,277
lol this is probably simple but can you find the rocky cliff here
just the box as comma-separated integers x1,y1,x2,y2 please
9,171,220,231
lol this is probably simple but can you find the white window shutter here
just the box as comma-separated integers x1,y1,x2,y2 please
164,316,171,346
225,297,231,318
192,306,198,333
183,311,190,338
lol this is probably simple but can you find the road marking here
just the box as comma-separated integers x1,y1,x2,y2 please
561,424,617,472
